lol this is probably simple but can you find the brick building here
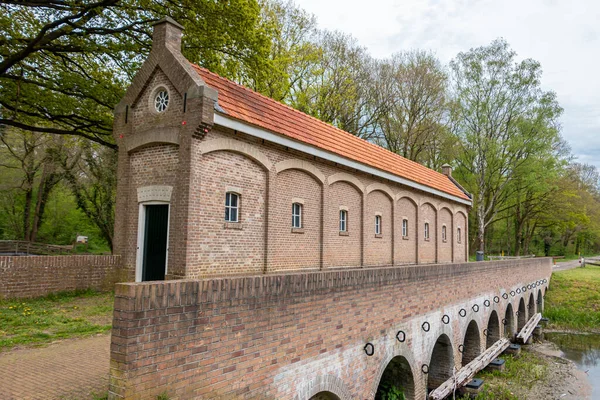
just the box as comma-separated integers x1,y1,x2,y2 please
112,18,472,282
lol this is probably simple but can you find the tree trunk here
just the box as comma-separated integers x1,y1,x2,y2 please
477,203,486,253
30,166,60,243
23,186,33,241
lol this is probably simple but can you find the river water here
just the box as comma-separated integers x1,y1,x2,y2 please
545,332,600,399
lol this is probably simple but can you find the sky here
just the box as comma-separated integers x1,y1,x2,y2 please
295,0,600,168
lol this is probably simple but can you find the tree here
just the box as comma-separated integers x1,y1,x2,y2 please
450,39,563,253
0,0,274,148
376,51,450,167
61,143,117,251
290,30,387,139
257,0,321,102
0,128,73,242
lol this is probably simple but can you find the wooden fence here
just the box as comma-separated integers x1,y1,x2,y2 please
0,240,73,255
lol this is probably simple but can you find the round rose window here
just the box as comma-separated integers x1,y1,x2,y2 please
154,90,169,112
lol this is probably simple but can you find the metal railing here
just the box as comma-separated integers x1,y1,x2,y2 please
487,254,535,261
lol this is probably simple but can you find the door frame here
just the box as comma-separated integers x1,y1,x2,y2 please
136,201,170,282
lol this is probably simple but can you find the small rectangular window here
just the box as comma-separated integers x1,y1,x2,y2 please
442,225,447,242
339,210,348,232
402,219,408,237
457,227,462,243
225,192,239,222
292,203,302,228
375,215,382,235
424,222,430,240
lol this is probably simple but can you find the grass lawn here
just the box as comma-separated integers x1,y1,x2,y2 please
0,289,114,351
465,350,548,400
545,264,600,331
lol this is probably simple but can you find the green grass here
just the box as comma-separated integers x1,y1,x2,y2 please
0,289,114,351
545,264,600,331
459,350,548,400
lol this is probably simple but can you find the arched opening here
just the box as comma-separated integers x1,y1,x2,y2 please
375,356,415,400
504,303,515,339
537,289,544,313
310,392,340,400
528,293,535,318
428,334,454,394
486,310,501,348
517,298,526,332
462,320,481,366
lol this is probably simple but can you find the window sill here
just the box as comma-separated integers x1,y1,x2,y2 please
402,236,410,240
224,222,243,230
424,238,430,241
291,228,305,234
442,239,447,243
339,231,349,236
375,234,383,238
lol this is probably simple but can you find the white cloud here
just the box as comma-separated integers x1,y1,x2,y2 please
295,0,600,168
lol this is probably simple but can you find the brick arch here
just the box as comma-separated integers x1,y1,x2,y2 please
396,196,418,264
537,288,544,313
327,172,365,193
275,159,325,184
517,297,527,331
436,201,455,214
503,302,515,339
198,138,272,170
126,127,180,152
373,351,418,400
454,210,468,262
365,187,393,266
427,333,455,393
294,374,352,400
419,202,437,264
528,292,536,317
462,320,481,366
366,182,395,200
396,194,418,207
486,310,501,348
439,207,453,263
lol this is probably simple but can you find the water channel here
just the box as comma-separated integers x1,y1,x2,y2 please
545,332,600,399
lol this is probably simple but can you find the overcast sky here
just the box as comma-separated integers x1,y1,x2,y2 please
295,0,600,168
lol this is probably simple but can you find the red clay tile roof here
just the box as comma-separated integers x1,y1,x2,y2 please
191,64,471,202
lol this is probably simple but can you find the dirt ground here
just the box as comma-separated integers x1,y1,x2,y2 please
526,341,591,400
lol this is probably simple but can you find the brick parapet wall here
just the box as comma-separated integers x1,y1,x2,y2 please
109,258,552,399
0,255,121,299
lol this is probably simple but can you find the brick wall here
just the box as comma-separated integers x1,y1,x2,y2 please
108,258,552,400
0,255,121,299
271,169,322,271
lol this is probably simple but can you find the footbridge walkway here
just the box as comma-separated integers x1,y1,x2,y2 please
108,258,551,400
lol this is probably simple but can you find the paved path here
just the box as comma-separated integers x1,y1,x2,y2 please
0,334,110,400
553,259,584,272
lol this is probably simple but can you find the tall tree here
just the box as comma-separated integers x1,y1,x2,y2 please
0,0,274,148
376,51,450,167
257,0,321,102
450,39,563,253
291,31,387,139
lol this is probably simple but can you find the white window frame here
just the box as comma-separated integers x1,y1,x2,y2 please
292,202,303,228
402,219,408,237
135,201,170,283
225,192,240,222
424,222,430,240
339,210,348,232
375,215,382,235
